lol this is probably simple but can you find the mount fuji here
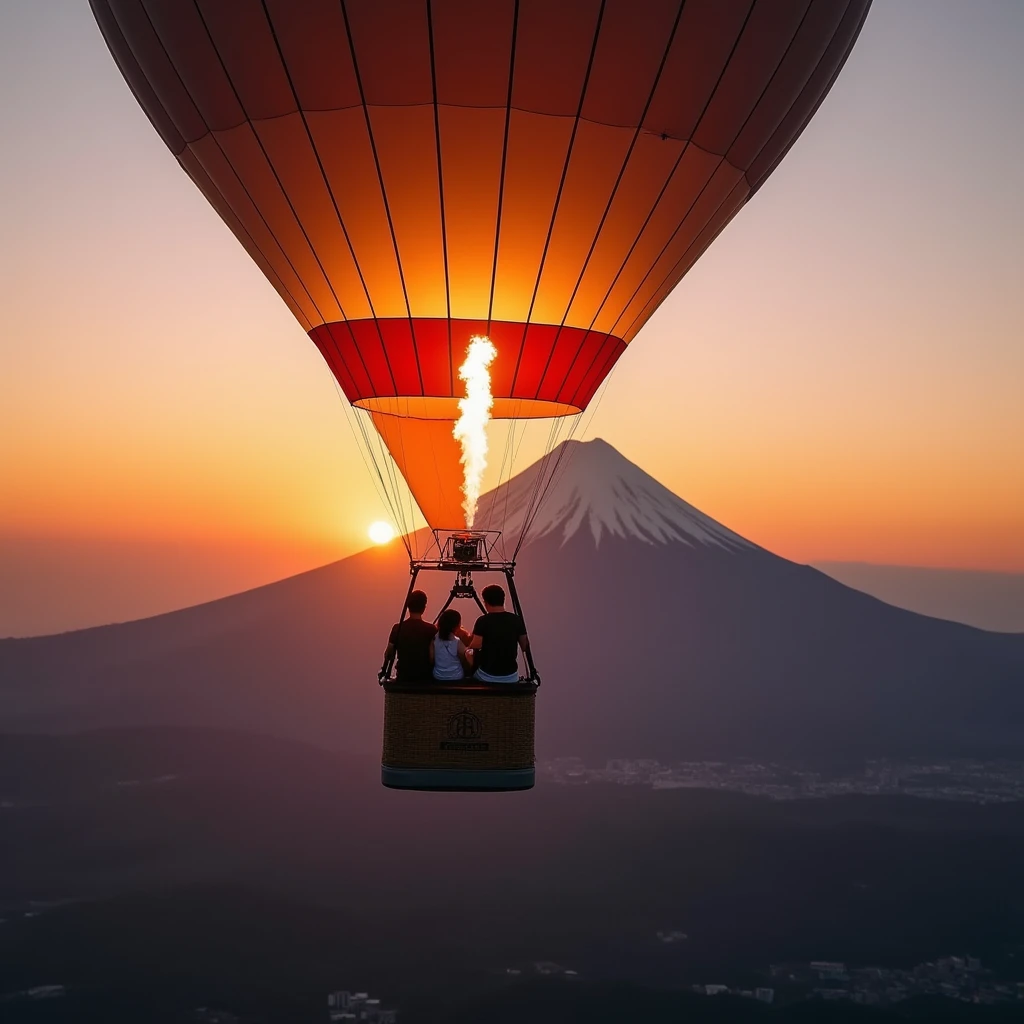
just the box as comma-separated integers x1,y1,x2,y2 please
2,439,1022,763
475,437,753,552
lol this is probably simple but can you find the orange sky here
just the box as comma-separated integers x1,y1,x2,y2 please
1,1,1022,635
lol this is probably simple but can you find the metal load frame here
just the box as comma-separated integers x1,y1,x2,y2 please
378,530,540,684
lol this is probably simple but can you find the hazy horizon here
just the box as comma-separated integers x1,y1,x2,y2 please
2,436,1022,638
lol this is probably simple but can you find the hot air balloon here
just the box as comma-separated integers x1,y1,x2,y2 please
90,0,871,790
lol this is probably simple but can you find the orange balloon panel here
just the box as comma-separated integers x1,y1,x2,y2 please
369,412,465,531
91,0,872,527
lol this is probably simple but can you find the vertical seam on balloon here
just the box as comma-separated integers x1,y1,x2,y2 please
566,334,616,409
629,2,857,333
620,175,746,345
748,0,865,195
128,1,325,327
189,1,351,327
580,336,624,409
339,0,415,398
486,0,520,335
609,0,815,341
188,154,311,330
613,0,819,344
508,0,608,397
257,0,394,393
322,322,360,398
534,0,687,405
582,0,757,351
92,5,189,157
248,7,375,394
725,0,852,178
424,0,447,398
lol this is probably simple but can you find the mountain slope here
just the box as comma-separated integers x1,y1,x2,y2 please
816,562,1024,634
1,439,1022,761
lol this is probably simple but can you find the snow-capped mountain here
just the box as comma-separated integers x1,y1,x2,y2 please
2,440,1023,763
476,438,753,551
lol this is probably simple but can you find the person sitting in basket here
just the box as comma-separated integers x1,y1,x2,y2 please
430,609,473,681
383,590,436,682
468,584,529,683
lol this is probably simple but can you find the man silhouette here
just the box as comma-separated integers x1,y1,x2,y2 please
383,590,437,682
468,584,530,683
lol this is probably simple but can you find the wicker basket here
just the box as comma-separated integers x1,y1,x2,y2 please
381,681,537,791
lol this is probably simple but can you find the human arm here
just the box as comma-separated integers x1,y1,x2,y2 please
457,640,472,674
379,640,397,683
379,623,400,682
517,614,538,681
468,614,485,650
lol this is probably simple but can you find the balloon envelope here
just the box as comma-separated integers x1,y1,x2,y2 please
91,0,870,529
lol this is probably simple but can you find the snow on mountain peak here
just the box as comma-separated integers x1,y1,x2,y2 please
475,438,754,552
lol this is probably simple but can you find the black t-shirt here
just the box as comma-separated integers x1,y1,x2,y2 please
388,618,437,682
472,611,525,677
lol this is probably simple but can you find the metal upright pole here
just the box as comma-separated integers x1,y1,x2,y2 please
504,567,540,685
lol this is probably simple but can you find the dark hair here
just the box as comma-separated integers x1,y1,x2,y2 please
437,608,462,641
407,590,428,614
481,584,505,607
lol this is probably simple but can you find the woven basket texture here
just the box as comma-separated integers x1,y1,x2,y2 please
383,689,535,770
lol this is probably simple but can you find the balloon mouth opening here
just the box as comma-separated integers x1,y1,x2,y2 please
353,395,581,420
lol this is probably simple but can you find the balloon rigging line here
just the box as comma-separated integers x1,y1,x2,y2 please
331,378,391,515
518,366,616,554
390,395,418,546
358,416,410,551
354,406,413,553
330,378,412,557
513,416,562,557
514,367,613,558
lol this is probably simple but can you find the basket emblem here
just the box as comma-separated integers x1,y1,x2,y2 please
447,708,483,740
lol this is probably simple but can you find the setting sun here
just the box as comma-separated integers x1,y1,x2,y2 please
368,521,396,545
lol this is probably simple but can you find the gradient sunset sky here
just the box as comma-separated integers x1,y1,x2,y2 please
2,0,1022,636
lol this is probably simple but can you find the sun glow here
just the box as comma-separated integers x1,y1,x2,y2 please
453,335,498,528
368,520,396,545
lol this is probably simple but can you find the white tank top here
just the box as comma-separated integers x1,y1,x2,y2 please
433,635,464,680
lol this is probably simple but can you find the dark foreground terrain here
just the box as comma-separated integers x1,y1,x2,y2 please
3,729,1024,1021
